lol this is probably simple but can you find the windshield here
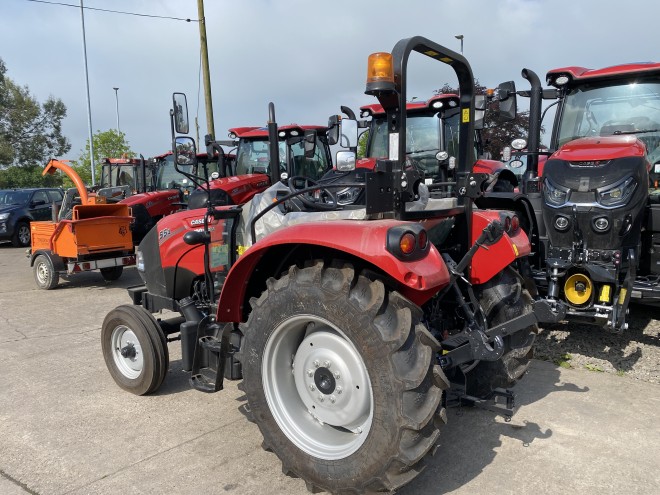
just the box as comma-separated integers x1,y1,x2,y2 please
235,137,331,180
156,155,197,189
101,164,141,190
0,190,29,205
557,80,660,161
367,113,461,178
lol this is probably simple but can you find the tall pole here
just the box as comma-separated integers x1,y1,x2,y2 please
80,0,95,184
113,87,120,132
455,34,464,54
197,0,215,139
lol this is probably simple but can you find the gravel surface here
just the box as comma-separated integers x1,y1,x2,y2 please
533,302,660,384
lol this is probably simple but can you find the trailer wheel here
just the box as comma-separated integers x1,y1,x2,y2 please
240,261,446,494
468,267,538,397
33,254,59,290
12,221,30,247
100,266,123,281
102,305,169,395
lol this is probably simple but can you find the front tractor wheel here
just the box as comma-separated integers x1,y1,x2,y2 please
240,261,447,494
101,305,169,395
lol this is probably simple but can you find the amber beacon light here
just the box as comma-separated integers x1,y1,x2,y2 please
366,52,395,93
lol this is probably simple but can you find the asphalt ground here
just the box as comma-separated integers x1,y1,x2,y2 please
1,242,659,494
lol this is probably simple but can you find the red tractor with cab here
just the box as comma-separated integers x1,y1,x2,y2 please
486,63,660,333
101,37,561,494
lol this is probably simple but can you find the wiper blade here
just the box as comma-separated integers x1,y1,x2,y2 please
613,128,660,135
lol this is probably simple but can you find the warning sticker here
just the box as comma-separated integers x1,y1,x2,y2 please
462,108,470,123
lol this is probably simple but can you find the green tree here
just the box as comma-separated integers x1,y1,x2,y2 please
357,129,369,158
71,129,135,185
0,164,64,189
0,57,71,168
435,81,537,159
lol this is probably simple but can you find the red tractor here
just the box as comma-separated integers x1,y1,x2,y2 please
185,123,334,210
490,63,660,333
102,37,559,494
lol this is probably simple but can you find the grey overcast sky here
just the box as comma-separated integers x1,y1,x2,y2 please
2,0,659,162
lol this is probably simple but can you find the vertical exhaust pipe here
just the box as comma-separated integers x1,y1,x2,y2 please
268,102,280,186
521,68,542,180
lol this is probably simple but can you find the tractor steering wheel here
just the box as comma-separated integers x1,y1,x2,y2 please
287,176,337,211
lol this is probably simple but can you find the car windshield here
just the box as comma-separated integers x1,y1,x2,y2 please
557,80,660,162
235,137,330,181
0,190,29,205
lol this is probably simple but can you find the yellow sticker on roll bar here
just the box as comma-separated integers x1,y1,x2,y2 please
462,108,470,123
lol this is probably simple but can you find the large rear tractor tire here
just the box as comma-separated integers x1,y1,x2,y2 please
102,305,169,395
467,267,538,397
33,254,59,290
240,261,448,494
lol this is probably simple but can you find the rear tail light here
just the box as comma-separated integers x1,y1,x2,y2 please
501,214,520,234
510,215,520,233
386,225,430,261
400,233,416,255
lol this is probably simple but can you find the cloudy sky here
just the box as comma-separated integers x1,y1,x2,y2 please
2,0,659,163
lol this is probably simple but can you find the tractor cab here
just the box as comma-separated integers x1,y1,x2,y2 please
230,125,332,181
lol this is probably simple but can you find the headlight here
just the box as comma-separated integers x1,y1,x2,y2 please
597,176,636,207
543,178,570,207
136,249,145,272
0,213,9,221
334,187,362,205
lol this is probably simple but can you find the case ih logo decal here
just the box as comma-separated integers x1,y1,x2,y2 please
190,218,205,226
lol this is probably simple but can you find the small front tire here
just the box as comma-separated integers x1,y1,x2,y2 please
102,305,169,395
33,254,59,290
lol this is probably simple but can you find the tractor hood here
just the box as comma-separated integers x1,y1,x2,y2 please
552,135,647,163
542,136,649,253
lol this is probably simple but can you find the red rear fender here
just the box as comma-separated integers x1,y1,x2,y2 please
470,210,531,284
216,220,450,322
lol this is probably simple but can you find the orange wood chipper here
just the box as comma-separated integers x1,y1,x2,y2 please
28,159,136,289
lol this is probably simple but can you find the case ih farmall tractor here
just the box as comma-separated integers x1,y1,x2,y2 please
102,37,558,493
488,63,660,333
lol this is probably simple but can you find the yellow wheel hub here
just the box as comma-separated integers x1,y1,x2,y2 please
564,273,593,306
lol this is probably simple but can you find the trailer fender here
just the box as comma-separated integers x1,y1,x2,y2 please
30,249,66,272
216,220,450,322
470,210,531,284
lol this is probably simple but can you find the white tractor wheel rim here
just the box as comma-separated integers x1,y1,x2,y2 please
262,315,373,460
111,325,143,379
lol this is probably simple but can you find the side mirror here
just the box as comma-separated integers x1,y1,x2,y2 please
496,81,517,122
175,136,197,166
336,150,356,172
327,115,340,145
173,93,189,134
340,119,359,149
304,129,317,158
474,95,486,130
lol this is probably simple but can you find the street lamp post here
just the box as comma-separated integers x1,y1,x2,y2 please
455,34,464,54
113,87,120,133
79,0,95,184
